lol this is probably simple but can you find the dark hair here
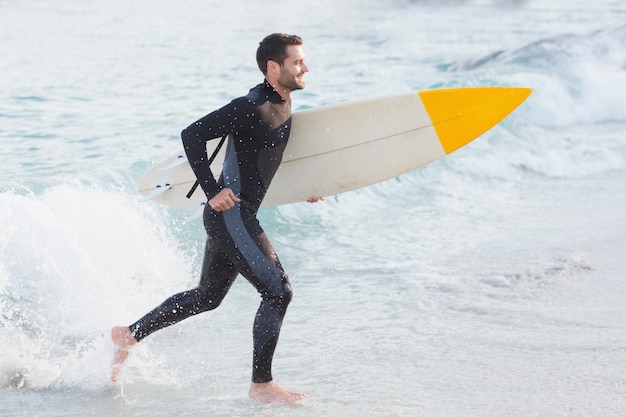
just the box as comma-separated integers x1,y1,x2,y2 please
256,33,303,75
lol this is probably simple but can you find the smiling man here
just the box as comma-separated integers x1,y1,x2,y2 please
111,33,311,403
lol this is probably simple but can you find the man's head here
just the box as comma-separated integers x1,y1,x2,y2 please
256,33,303,75
257,33,308,94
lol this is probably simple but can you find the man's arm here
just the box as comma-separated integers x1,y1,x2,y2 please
181,98,254,201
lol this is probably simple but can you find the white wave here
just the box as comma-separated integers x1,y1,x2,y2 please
0,184,195,389
448,25,626,127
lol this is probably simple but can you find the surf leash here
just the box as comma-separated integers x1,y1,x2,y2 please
186,134,227,199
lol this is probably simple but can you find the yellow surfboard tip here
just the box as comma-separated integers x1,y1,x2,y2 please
419,87,532,154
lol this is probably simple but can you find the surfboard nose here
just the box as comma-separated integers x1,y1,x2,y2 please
419,87,533,154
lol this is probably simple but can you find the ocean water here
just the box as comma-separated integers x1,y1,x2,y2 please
1,0,626,416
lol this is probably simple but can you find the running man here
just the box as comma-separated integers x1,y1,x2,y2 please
111,33,318,403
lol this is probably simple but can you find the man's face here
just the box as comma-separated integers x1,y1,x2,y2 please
277,45,309,92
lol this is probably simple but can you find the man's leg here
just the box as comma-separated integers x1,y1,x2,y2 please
218,228,304,403
111,238,238,381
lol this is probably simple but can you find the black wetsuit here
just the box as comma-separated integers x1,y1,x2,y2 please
129,80,293,383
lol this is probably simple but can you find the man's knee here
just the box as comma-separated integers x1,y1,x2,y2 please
193,287,226,312
281,281,293,305
268,280,293,310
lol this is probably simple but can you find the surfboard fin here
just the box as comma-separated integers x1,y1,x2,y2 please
142,183,172,201
159,154,187,171
185,202,207,222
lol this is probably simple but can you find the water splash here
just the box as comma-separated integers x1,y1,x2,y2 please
0,183,194,390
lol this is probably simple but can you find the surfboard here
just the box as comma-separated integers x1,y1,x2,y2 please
138,87,532,215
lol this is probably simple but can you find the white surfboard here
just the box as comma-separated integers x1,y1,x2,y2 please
138,87,532,212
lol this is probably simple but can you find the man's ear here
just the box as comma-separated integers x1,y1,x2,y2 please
267,60,280,74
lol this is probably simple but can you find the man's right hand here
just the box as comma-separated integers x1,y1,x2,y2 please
208,188,241,212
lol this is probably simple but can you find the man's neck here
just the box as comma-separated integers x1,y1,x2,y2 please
266,78,292,102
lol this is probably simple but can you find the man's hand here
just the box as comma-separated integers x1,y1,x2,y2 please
209,188,241,211
307,196,325,203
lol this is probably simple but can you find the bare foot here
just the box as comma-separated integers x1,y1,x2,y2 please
248,381,305,403
110,326,137,382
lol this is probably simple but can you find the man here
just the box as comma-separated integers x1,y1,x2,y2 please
111,33,317,403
